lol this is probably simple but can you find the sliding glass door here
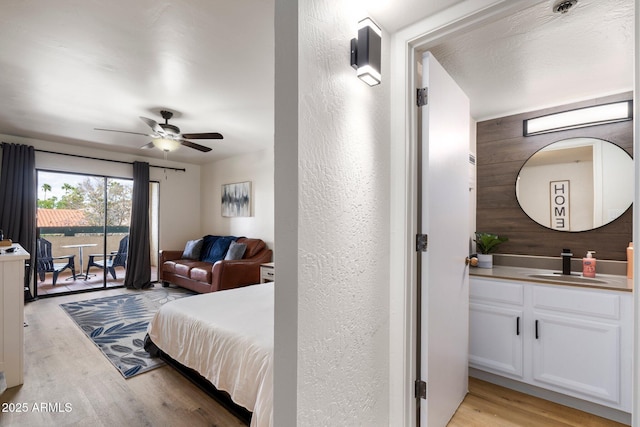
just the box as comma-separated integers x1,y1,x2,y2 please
35,171,133,297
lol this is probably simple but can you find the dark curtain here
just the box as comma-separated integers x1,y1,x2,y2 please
0,143,36,297
124,161,151,289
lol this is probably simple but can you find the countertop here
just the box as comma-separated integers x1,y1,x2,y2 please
470,265,632,292
0,243,29,261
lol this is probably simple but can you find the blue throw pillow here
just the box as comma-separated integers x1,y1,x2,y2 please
199,235,220,261
202,236,236,263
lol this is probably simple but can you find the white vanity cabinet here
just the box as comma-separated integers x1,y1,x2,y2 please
470,276,632,412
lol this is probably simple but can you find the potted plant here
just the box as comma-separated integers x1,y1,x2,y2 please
474,232,508,268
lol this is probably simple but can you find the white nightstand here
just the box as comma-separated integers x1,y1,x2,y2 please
260,262,275,283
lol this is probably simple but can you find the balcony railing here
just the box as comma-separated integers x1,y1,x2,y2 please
38,226,130,236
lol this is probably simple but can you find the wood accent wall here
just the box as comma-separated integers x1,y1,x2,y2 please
476,92,633,261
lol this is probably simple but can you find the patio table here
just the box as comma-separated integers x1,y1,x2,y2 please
61,243,97,280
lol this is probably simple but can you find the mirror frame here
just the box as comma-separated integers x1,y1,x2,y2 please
515,137,633,232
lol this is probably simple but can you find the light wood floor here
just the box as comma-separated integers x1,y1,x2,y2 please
1,287,246,427
449,377,628,427
1,288,630,426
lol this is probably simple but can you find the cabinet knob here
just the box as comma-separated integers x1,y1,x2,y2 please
466,257,478,266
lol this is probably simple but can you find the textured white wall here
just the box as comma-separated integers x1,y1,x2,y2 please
200,148,275,249
293,1,391,425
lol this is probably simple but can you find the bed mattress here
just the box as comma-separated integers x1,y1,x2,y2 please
147,282,274,427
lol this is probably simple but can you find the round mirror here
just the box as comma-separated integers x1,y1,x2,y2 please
516,137,633,232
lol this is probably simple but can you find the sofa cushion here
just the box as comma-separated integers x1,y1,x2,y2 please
182,238,203,260
202,236,236,263
224,240,247,260
162,260,178,274
168,260,207,277
190,266,212,283
162,259,198,275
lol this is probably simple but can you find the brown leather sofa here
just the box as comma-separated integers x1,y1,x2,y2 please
160,237,272,293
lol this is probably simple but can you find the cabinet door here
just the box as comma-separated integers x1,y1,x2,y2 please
532,312,621,406
469,302,524,379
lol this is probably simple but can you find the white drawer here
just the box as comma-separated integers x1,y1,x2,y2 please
532,286,620,320
470,278,524,306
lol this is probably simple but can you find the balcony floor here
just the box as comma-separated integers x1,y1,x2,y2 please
35,267,158,296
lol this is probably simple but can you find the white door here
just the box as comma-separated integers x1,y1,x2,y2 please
419,51,470,426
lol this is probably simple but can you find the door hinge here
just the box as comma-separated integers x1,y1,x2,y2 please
416,234,428,252
416,87,428,107
415,380,427,400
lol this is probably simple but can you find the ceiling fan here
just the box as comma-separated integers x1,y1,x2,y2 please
95,110,223,152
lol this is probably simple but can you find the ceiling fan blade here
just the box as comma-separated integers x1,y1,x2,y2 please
139,116,165,134
179,139,212,152
181,132,223,140
94,128,156,138
140,142,155,150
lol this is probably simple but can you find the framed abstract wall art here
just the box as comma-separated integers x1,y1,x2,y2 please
221,181,251,217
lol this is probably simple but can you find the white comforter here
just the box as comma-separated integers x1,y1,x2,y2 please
147,282,274,427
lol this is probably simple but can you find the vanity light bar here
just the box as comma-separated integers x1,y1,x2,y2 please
523,100,633,136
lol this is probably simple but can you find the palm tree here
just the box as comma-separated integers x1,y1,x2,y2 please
62,183,74,194
41,183,51,200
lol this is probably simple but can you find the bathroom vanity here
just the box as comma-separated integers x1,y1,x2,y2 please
469,266,632,417
471,93,634,424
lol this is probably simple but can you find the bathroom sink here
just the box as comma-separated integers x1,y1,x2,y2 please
527,273,607,285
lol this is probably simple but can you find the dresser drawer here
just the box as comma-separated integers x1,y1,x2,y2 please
260,263,275,283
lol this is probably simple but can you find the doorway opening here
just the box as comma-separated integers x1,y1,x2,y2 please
389,0,636,425
34,170,159,297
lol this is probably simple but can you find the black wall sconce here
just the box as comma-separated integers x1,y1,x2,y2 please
350,18,382,86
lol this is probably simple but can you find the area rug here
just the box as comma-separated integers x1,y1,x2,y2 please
60,286,195,379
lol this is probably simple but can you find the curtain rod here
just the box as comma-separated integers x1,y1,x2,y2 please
34,149,186,172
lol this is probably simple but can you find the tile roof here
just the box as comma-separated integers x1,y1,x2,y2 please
37,209,89,227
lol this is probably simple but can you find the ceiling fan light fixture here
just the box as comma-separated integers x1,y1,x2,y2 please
553,0,578,14
152,137,181,152
160,123,180,135
95,109,220,152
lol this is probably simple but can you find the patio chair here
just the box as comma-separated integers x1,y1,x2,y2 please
36,238,76,286
86,235,128,280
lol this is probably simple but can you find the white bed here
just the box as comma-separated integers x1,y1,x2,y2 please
147,282,274,427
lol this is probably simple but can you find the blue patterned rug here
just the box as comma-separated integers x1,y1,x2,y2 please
60,286,195,378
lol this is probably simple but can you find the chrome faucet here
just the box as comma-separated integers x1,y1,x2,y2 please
561,249,572,275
